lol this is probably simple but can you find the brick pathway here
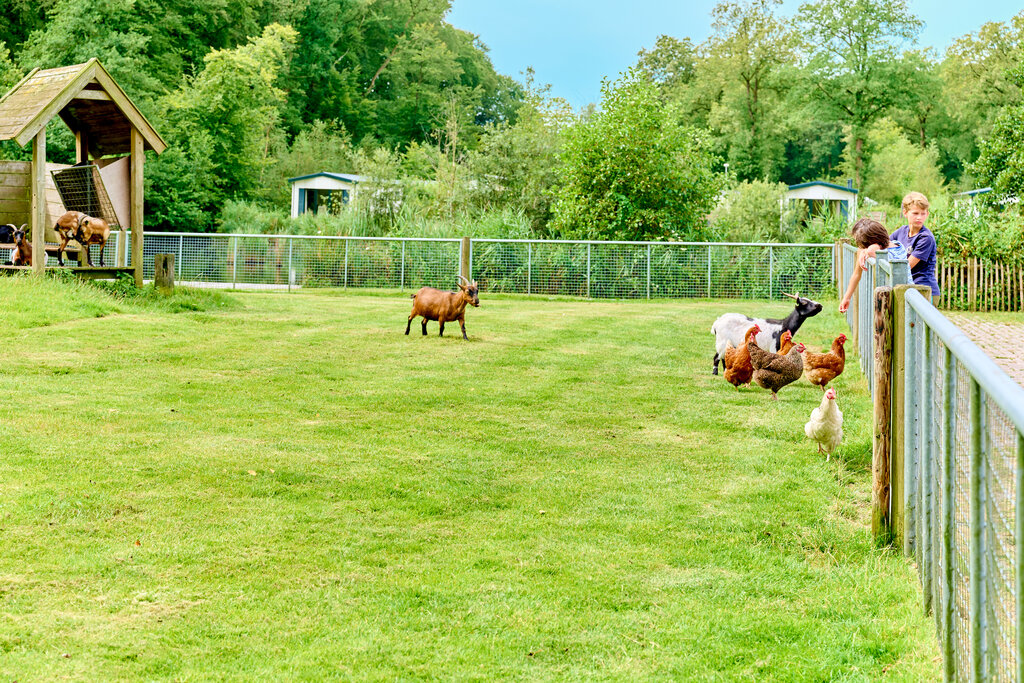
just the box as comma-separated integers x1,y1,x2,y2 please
946,314,1024,387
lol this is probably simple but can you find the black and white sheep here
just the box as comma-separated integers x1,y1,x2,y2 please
710,293,823,375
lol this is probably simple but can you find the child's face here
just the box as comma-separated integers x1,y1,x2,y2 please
904,205,929,230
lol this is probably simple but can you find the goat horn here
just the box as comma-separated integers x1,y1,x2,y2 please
458,275,470,286
782,292,798,300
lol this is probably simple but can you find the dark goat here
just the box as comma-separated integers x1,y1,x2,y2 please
710,292,823,375
11,225,31,266
405,276,480,340
0,223,15,244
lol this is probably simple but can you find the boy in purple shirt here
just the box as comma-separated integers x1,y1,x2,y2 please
889,191,939,303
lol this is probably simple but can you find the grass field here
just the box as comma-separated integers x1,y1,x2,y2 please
0,276,940,680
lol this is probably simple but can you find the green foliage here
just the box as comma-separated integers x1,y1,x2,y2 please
709,179,794,241
842,118,946,207
552,72,723,240
970,67,1024,202
933,205,1024,266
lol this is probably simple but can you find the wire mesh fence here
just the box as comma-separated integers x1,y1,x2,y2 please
115,233,836,299
899,290,1024,682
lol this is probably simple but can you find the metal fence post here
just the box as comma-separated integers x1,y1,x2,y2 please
401,240,406,291
769,245,774,299
178,234,184,278
587,242,591,298
232,236,238,288
707,244,712,297
646,244,651,300
1017,429,1024,683
287,238,293,292
969,378,986,681
527,242,532,295
344,239,349,288
920,326,934,615
943,351,957,683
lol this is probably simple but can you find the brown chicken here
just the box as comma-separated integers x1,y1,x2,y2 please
748,340,806,400
723,324,760,387
777,330,795,354
803,333,847,390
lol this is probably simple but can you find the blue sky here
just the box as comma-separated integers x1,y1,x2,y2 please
447,1,1022,109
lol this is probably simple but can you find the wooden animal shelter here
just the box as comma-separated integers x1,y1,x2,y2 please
0,58,167,284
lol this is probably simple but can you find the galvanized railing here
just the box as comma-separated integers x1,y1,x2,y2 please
97,233,836,300
902,289,1024,682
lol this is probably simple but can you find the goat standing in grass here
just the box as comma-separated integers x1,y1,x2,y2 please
406,276,479,340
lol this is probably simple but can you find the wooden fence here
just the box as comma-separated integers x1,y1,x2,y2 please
939,258,1024,312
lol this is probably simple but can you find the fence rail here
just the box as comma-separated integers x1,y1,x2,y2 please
88,232,838,300
844,249,1024,680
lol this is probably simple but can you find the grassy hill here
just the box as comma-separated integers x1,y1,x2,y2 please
0,277,938,680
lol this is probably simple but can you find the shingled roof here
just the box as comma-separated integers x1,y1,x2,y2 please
0,58,166,156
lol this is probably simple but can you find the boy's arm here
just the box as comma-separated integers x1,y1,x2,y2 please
839,266,862,313
908,255,922,268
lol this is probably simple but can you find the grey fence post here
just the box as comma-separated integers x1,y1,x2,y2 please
646,244,651,300
904,306,918,557
707,244,712,297
1017,429,1024,683
287,238,293,292
920,326,934,615
232,236,238,288
527,242,532,295
769,245,774,299
969,378,986,681
178,235,184,277
943,351,957,683
587,242,591,298
344,239,349,288
400,240,406,291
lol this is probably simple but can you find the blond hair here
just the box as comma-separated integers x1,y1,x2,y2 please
901,191,930,212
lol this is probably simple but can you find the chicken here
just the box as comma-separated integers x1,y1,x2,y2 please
777,329,795,354
723,324,760,387
803,333,847,391
748,340,805,400
804,387,843,460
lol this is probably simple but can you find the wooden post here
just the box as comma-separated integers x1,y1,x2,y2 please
872,285,894,544
154,253,174,293
130,128,144,287
460,236,470,282
31,129,45,275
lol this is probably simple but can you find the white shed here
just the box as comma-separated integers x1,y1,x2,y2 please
288,172,366,217
785,181,858,224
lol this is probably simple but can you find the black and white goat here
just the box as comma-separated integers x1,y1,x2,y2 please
710,292,823,375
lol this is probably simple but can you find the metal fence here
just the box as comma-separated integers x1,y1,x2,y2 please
902,289,1024,682
115,233,836,299
844,250,1024,681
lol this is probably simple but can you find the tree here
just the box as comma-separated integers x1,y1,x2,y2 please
551,71,723,241
970,66,1024,204
700,0,797,181
796,0,922,188
846,117,945,208
635,35,697,99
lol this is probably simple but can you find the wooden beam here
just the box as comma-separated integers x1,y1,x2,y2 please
72,90,112,101
130,128,144,286
872,286,894,544
31,128,45,275
76,130,90,163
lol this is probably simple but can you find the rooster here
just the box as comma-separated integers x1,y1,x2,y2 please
748,340,805,400
804,388,843,460
803,333,847,391
723,324,759,387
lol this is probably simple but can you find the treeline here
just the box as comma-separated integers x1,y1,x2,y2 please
0,0,1021,245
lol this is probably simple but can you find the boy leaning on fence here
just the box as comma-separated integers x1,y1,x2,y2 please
888,192,940,305
838,218,907,313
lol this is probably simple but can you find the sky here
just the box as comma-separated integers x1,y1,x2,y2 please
447,1,1022,110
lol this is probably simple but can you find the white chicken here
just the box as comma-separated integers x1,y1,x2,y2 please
804,387,843,460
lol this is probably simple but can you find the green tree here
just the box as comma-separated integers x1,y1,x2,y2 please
846,117,945,208
552,71,723,241
970,66,1024,204
635,35,697,100
796,0,922,187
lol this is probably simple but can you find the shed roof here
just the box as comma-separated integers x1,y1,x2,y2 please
0,59,166,156
786,181,858,195
288,172,366,184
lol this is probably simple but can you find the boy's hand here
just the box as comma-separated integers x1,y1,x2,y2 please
839,298,850,313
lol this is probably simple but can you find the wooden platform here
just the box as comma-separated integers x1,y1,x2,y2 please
0,264,131,279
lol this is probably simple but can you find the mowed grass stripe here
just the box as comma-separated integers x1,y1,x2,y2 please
0,282,938,680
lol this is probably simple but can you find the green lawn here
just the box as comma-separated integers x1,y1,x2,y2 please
0,277,939,680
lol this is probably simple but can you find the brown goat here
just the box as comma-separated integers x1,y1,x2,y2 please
405,276,480,339
54,210,87,266
11,224,31,266
74,215,111,267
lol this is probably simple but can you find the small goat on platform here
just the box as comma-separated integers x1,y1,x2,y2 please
54,210,86,266
11,225,31,266
74,215,111,267
405,276,480,340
